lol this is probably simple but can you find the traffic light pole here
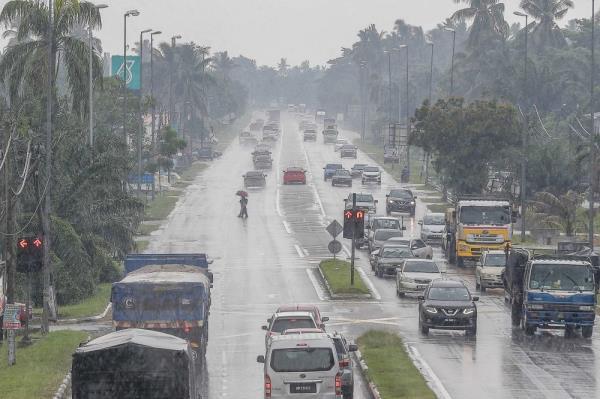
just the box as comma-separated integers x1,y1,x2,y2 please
22,267,32,345
351,193,356,286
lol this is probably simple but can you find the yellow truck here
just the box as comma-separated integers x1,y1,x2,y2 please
442,196,515,267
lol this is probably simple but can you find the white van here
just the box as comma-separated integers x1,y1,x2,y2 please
257,333,342,398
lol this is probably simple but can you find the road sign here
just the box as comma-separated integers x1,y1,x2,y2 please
111,55,141,90
2,304,21,330
326,220,343,238
328,240,342,254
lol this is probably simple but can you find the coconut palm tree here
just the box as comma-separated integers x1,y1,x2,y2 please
519,0,574,50
172,43,214,120
529,190,584,236
212,50,235,80
451,0,509,50
0,0,103,114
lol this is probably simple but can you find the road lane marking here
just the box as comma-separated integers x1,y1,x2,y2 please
356,265,382,300
342,244,351,258
306,268,327,301
294,244,305,258
275,188,283,216
407,345,453,399
282,220,292,234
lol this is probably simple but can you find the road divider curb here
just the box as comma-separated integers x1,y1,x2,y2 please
353,349,380,399
317,260,372,300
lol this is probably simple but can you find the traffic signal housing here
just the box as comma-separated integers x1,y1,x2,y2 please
343,210,365,239
17,236,44,273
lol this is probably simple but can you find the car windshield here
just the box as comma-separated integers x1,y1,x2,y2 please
373,219,400,230
381,247,412,258
332,338,347,359
529,263,594,291
389,190,412,199
428,287,471,301
483,254,506,267
423,214,445,225
271,318,316,333
326,164,342,169
352,164,367,170
404,261,439,273
355,194,374,202
270,348,334,372
335,170,350,176
459,206,511,226
341,145,354,149
364,167,379,172
375,230,403,241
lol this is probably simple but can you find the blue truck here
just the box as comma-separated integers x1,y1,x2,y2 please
112,253,213,360
504,249,599,337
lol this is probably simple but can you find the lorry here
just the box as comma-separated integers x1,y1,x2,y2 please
504,249,599,337
323,117,337,130
442,195,515,267
72,329,200,399
267,109,280,123
112,253,213,360
315,109,326,124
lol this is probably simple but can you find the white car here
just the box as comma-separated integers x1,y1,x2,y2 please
475,250,506,291
396,259,443,297
334,138,348,151
387,236,433,259
257,333,343,398
361,166,381,184
262,311,318,347
419,213,445,242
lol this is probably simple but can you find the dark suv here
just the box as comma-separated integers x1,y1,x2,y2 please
418,279,478,336
386,189,416,216
329,332,357,399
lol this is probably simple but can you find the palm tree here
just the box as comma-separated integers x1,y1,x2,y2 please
520,0,574,50
451,0,509,50
212,51,235,80
277,58,289,77
0,0,103,114
529,191,584,236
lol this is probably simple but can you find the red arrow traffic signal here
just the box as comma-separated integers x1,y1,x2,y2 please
18,239,28,249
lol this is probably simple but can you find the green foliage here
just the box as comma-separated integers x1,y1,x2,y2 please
319,259,370,295
412,98,521,194
529,190,584,236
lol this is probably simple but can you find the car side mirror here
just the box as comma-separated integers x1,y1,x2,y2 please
261,325,268,330
402,226,407,230
472,296,479,302
414,196,418,199
267,317,272,323
348,344,358,352
257,355,265,363
321,316,329,322
417,295,425,301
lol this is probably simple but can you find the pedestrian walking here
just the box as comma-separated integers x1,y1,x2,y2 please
239,196,248,218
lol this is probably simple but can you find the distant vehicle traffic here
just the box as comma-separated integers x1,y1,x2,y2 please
386,189,416,216
254,154,273,169
330,332,357,399
350,163,367,178
339,144,357,159
372,244,413,277
239,131,258,146
323,128,338,144
331,169,352,187
275,304,329,329
323,163,343,180
361,166,381,184
419,213,444,242
303,129,317,141
244,171,267,188
283,167,306,185
262,311,318,347
387,236,433,259
334,138,348,151
368,228,404,253
344,192,377,213
418,279,478,336
475,250,506,291
396,259,443,297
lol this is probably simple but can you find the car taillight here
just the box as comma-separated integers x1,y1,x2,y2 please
339,359,349,368
183,325,191,333
265,374,272,398
335,373,342,396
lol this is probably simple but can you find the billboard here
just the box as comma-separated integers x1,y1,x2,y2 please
111,55,141,90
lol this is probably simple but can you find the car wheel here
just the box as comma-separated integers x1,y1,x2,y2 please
397,290,405,298
475,278,480,290
457,257,465,268
480,285,486,293
466,325,477,336
582,326,594,338
419,316,429,335
386,208,391,216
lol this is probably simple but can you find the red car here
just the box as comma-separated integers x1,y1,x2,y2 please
275,304,329,329
282,167,306,185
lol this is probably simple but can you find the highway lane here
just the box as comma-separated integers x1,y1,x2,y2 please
146,111,371,399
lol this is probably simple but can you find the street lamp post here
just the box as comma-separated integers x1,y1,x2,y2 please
590,0,596,249
169,35,182,126
514,11,529,242
150,31,162,199
138,28,152,196
425,41,434,183
359,60,367,141
123,9,140,146
88,4,108,147
399,44,410,178
445,28,456,96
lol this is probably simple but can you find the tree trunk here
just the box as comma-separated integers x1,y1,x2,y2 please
4,146,16,304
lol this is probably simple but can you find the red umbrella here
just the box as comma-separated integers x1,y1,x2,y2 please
236,190,248,197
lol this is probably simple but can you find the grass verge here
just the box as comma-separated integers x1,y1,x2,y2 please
144,193,181,221
58,283,112,319
357,330,436,399
0,331,87,399
319,259,370,295
136,240,150,252
176,162,209,182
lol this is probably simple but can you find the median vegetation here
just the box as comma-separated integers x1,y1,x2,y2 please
319,259,370,295
0,331,87,399
357,330,436,399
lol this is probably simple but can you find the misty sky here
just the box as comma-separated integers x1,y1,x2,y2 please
91,0,590,67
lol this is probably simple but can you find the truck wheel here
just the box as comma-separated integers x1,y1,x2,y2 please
582,326,593,338
524,324,536,336
457,257,465,268
511,302,521,327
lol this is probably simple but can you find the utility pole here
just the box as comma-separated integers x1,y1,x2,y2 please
169,35,182,125
150,31,162,199
515,12,529,242
590,0,596,249
350,193,356,286
138,29,152,196
445,28,456,96
89,4,108,147
404,45,410,178
123,10,140,146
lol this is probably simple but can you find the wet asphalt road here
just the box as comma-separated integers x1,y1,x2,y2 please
145,111,600,399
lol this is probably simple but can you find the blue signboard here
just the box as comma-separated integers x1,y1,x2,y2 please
128,173,154,185
111,55,141,90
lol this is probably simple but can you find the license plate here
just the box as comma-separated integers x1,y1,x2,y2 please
290,383,317,394
444,318,455,322
417,285,427,290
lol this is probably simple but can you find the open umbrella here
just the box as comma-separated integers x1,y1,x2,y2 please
236,190,248,197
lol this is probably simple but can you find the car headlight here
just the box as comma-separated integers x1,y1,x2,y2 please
425,307,438,314
410,201,415,205
579,305,594,311
463,308,475,315
527,303,544,310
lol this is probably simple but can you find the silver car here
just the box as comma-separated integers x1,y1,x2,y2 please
475,250,506,291
368,228,404,252
396,259,443,297
387,236,433,259
361,166,381,184
419,213,445,242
